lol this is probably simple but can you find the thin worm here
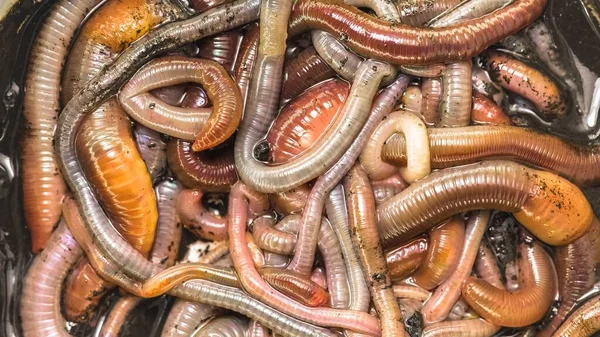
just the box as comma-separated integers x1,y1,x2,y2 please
410,217,465,290
259,267,331,307
421,77,442,126
248,320,270,337
177,189,227,241
20,222,82,337
475,240,505,290
232,22,259,107
422,211,491,323
462,239,557,327
400,64,446,78
552,294,600,337
252,216,297,255
21,0,102,252
344,0,400,22
270,184,311,215
371,174,408,205
345,165,405,337
422,319,500,337
197,30,242,73
311,30,363,82
401,85,423,116
377,160,592,247
281,46,336,103
133,124,168,182
98,296,142,337
471,92,511,125
393,285,431,301
167,138,238,192
438,61,473,127
380,125,600,186
288,0,547,65
395,0,462,26
191,315,248,337
119,56,243,151
385,236,428,281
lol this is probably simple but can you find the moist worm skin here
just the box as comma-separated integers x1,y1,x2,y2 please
372,174,408,205
345,165,406,337
258,267,331,307
395,0,462,26
484,51,569,120
281,46,337,103
376,160,592,247
22,0,102,253
462,240,557,327
193,316,248,336
288,0,547,65
232,22,260,107
63,257,114,322
118,56,243,151
411,217,465,290
167,138,238,192
386,236,428,281
190,0,229,11
267,79,350,163
248,320,270,337
421,77,442,126
177,189,227,241
99,296,141,337
20,223,82,337
197,30,242,73
475,240,505,290
401,85,423,116
270,184,311,215
439,61,473,127
380,125,600,186
422,319,500,337
552,294,600,337
75,101,157,256
133,124,167,182
538,218,600,336
471,92,511,125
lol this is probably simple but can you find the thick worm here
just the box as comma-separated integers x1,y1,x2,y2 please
167,138,238,192
345,165,405,337
258,267,331,307
462,238,557,327
281,46,336,103
377,160,592,247
386,236,428,281
471,92,511,125
20,222,82,337
270,184,311,215
232,22,259,107
380,125,600,186
133,124,168,182
288,0,547,65
119,56,243,151
395,0,462,26
63,257,114,322
177,189,227,241
410,217,465,290
439,61,473,127
21,0,102,252
197,30,242,73
371,174,408,205
252,216,297,255
552,294,600,337
421,77,442,126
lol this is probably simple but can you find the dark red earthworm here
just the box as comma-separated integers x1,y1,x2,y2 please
386,235,428,281
232,22,260,106
281,46,337,103
471,91,511,125
197,30,242,73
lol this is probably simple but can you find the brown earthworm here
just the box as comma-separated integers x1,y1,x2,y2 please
252,216,297,255
475,240,505,290
258,267,331,307
270,184,311,215
401,85,424,116
422,319,500,337
232,22,259,107
118,56,243,151
133,124,168,182
182,85,211,109
177,189,227,241
439,61,473,127
371,174,408,205
410,217,465,290
394,0,462,26
471,92,512,125
421,77,443,126
422,211,491,323
280,46,336,103
386,236,428,281
462,238,557,327
288,0,547,65
20,222,82,337
21,0,102,253
345,165,405,337
380,125,600,186
552,294,600,337
167,138,238,192
484,51,569,119
377,160,592,247
63,257,114,322
197,30,242,73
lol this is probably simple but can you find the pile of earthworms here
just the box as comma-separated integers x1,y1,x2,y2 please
17,0,600,335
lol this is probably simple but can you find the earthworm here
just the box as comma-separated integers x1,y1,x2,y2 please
75,101,157,255
471,92,511,125
98,296,142,337
63,257,114,322
197,30,242,73
422,319,500,337
385,236,428,281
177,189,227,241
259,267,331,307
410,217,465,290
538,218,600,336
310,31,363,82
310,267,328,289
552,294,600,337
438,61,473,127
193,316,248,336
379,125,600,186
462,238,557,327
400,64,446,78
133,124,168,182
232,22,259,106
422,211,491,323
395,0,462,26
377,160,592,247
228,182,380,335
446,299,469,321
266,79,350,164
263,251,290,267
484,51,569,119
21,0,102,252
20,222,82,337
475,240,505,290
401,85,424,116
360,110,431,182
151,84,188,107
270,184,310,215
371,174,408,205
162,300,218,337
182,86,211,109
118,56,243,151
472,66,505,106
167,138,238,192
421,77,443,126
288,0,547,65
252,216,297,255
393,285,431,301
344,0,400,22
248,320,270,337
280,46,336,103
345,165,405,337
247,232,267,267
504,260,520,292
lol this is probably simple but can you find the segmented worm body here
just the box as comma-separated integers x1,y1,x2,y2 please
386,236,429,281
471,92,511,125
552,295,600,337
281,46,336,102
197,30,241,73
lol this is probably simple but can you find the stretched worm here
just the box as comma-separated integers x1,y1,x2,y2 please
288,0,547,65
266,79,350,164
484,51,569,120
462,238,557,327
380,125,600,186
386,236,428,281
377,160,592,247
133,124,168,182
538,218,600,336
410,217,465,290
20,222,82,337
119,56,243,151
197,30,242,73
472,92,511,125
21,0,102,253
228,182,380,335
475,240,505,290
232,22,259,107
360,110,431,182
421,77,443,126
259,267,331,307
395,0,462,26
422,211,491,323
345,165,405,337
401,85,424,116
439,61,473,127
371,174,408,205
552,294,600,337
281,46,336,103
192,315,248,336
167,138,238,192
422,319,500,337
393,285,431,301
177,189,227,241
270,184,311,215
63,257,114,322
248,320,270,337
